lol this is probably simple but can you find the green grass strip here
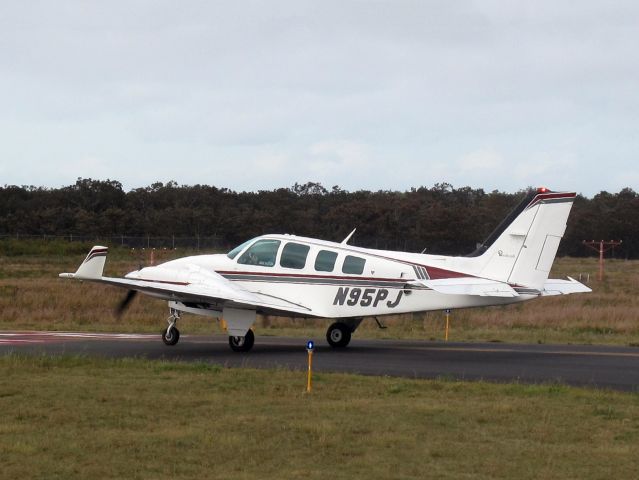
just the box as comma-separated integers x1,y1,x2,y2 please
1,354,638,479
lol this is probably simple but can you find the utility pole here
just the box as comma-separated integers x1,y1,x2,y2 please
582,240,622,281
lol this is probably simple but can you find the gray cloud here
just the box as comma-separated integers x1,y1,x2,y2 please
1,1,638,195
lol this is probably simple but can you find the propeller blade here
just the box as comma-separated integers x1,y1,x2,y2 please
115,290,138,318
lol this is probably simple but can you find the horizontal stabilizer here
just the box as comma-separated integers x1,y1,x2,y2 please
410,278,519,297
542,277,592,296
59,245,108,280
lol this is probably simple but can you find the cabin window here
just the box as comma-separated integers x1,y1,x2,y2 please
237,239,281,267
280,242,310,269
315,250,338,272
342,255,366,275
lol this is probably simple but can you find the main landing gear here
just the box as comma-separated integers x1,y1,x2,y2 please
326,319,362,348
229,329,255,352
326,322,351,348
162,309,180,346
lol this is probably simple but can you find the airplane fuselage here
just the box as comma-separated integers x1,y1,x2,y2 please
134,234,534,320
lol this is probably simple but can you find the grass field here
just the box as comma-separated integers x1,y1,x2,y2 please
0,243,637,346
2,243,638,478
1,355,638,479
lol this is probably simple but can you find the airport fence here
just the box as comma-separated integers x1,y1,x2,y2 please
0,234,228,251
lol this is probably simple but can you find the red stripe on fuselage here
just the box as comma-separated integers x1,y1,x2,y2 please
217,270,406,282
424,266,470,280
527,192,576,209
133,279,190,286
218,268,473,282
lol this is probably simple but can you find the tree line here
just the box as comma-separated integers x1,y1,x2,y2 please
0,178,636,258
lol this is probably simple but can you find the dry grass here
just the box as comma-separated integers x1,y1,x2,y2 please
1,355,638,480
1,252,638,345
0,251,217,333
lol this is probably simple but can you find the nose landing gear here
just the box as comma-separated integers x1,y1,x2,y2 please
162,309,180,346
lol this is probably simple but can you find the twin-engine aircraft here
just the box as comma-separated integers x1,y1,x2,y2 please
60,187,590,352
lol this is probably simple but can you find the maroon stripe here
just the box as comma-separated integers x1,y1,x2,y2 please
219,268,474,282
217,270,406,283
86,252,107,261
135,278,190,286
527,192,576,209
424,266,470,280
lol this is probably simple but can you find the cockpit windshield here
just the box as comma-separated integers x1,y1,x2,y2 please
227,239,255,259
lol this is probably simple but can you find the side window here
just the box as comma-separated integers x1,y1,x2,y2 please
315,250,338,272
237,239,281,267
280,242,310,269
342,255,366,275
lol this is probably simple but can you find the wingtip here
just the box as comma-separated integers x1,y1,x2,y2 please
567,276,592,292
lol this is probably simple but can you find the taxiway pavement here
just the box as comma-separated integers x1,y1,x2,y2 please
1,331,638,391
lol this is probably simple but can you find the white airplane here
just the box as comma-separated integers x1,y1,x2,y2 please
60,187,590,352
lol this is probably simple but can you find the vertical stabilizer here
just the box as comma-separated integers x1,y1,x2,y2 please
469,189,576,290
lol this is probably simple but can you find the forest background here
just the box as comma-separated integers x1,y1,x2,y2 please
1,178,636,258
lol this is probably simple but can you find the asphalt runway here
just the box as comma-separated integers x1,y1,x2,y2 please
2,331,639,391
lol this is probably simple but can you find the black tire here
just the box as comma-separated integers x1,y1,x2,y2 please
229,329,255,352
326,322,351,348
162,326,180,346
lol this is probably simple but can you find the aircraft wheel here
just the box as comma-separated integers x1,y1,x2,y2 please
326,322,351,348
229,329,255,352
162,326,180,346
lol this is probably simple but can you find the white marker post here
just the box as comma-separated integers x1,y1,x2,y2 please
306,340,314,393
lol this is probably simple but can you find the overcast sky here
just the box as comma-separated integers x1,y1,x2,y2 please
1,1,637,196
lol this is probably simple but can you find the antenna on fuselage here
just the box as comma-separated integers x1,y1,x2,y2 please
341,228,356,245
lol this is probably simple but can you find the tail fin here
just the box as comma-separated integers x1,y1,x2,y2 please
59,246,108,280
468,188,575,290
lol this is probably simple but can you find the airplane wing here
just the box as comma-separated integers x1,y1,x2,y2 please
409,277,519,297
541,277,592,296
410,276,591,298
98,274,313,316
59,246,313,317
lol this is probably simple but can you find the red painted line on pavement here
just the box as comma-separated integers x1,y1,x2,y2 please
0,331,159,346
